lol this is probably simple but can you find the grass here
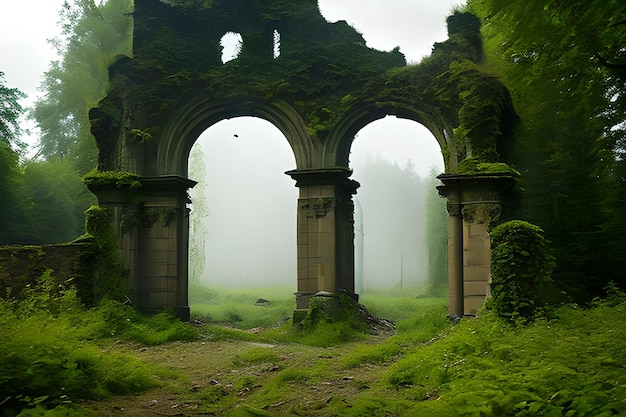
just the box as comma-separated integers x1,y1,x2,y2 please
4,278,626,416
189,284,295,329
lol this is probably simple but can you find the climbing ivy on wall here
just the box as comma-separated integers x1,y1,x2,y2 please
490,220,556,322
77,206,126,305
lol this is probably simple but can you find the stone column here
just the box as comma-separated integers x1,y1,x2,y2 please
438,173,516,315
286,168,360,311
88,175,196,320
437,185,464,317
86,182,140,305
447,200,465,317
135,176,196,320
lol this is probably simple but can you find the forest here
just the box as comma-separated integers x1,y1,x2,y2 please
0,0,625,416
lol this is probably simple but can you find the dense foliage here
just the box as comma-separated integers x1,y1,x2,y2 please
0,74,95,245
31,0,132,170
377,293,626,416
465,0,626,299
0,72,27,244
490,220,556,321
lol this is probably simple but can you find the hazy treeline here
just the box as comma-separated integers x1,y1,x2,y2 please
353,155,447,293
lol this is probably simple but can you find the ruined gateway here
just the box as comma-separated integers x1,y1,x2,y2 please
86,0,517,320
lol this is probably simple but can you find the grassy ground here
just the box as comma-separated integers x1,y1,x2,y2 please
2,282,626,416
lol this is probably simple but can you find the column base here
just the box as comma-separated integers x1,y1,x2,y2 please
138,306,190,322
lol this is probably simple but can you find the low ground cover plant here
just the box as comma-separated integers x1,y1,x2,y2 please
0,273,199,416
4,278,626,416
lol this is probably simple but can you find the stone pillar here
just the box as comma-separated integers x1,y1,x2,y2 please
286,168,360,311
88,175,196,320
438,173,516,315
441,189,464,317
135,176,196,320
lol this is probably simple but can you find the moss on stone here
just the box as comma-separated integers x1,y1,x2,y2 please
82,170,142,189
456,159,520,176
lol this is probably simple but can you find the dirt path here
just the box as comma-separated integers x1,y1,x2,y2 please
79,332,393,416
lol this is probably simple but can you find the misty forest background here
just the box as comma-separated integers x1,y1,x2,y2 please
1,0,625,302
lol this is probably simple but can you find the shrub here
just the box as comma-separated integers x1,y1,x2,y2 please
490,220,556,322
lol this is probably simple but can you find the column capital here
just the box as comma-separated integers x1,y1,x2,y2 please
436,172,517,196
285,167,360,194
436,172,516,226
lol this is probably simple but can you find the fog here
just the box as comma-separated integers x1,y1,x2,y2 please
188,116,445,292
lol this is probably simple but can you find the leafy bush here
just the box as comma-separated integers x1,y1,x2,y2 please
490,220,556,322
0,303,157,415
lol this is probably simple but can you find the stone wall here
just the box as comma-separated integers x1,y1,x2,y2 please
0,242,96,300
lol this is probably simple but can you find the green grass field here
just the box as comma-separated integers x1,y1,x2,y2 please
3,279,626,416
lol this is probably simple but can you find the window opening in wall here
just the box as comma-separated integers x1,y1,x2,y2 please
273,29,281,59
220,32,243,63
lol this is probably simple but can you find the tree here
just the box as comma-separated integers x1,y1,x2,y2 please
0,73,27,244
424,168,448,296
19,158,96,244
0,71,26,152
466,0,626,298
31,0,132,173
188,143,211,284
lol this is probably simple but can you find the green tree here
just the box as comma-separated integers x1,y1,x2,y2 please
466,0,626,299
31,0,132,173
0,71,26,152
0,72,27,244
424,169,448,296
19,158,96,244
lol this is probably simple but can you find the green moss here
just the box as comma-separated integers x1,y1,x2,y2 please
456,158,520,175
82,170,142,189
128,128,153,142
490,220,556,322
77,206,126,305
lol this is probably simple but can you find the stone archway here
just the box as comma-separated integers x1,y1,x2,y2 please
87,0,518,320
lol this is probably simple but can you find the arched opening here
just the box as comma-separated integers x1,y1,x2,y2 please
349,116,447,298
220,32,243,63
187,117,298,324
